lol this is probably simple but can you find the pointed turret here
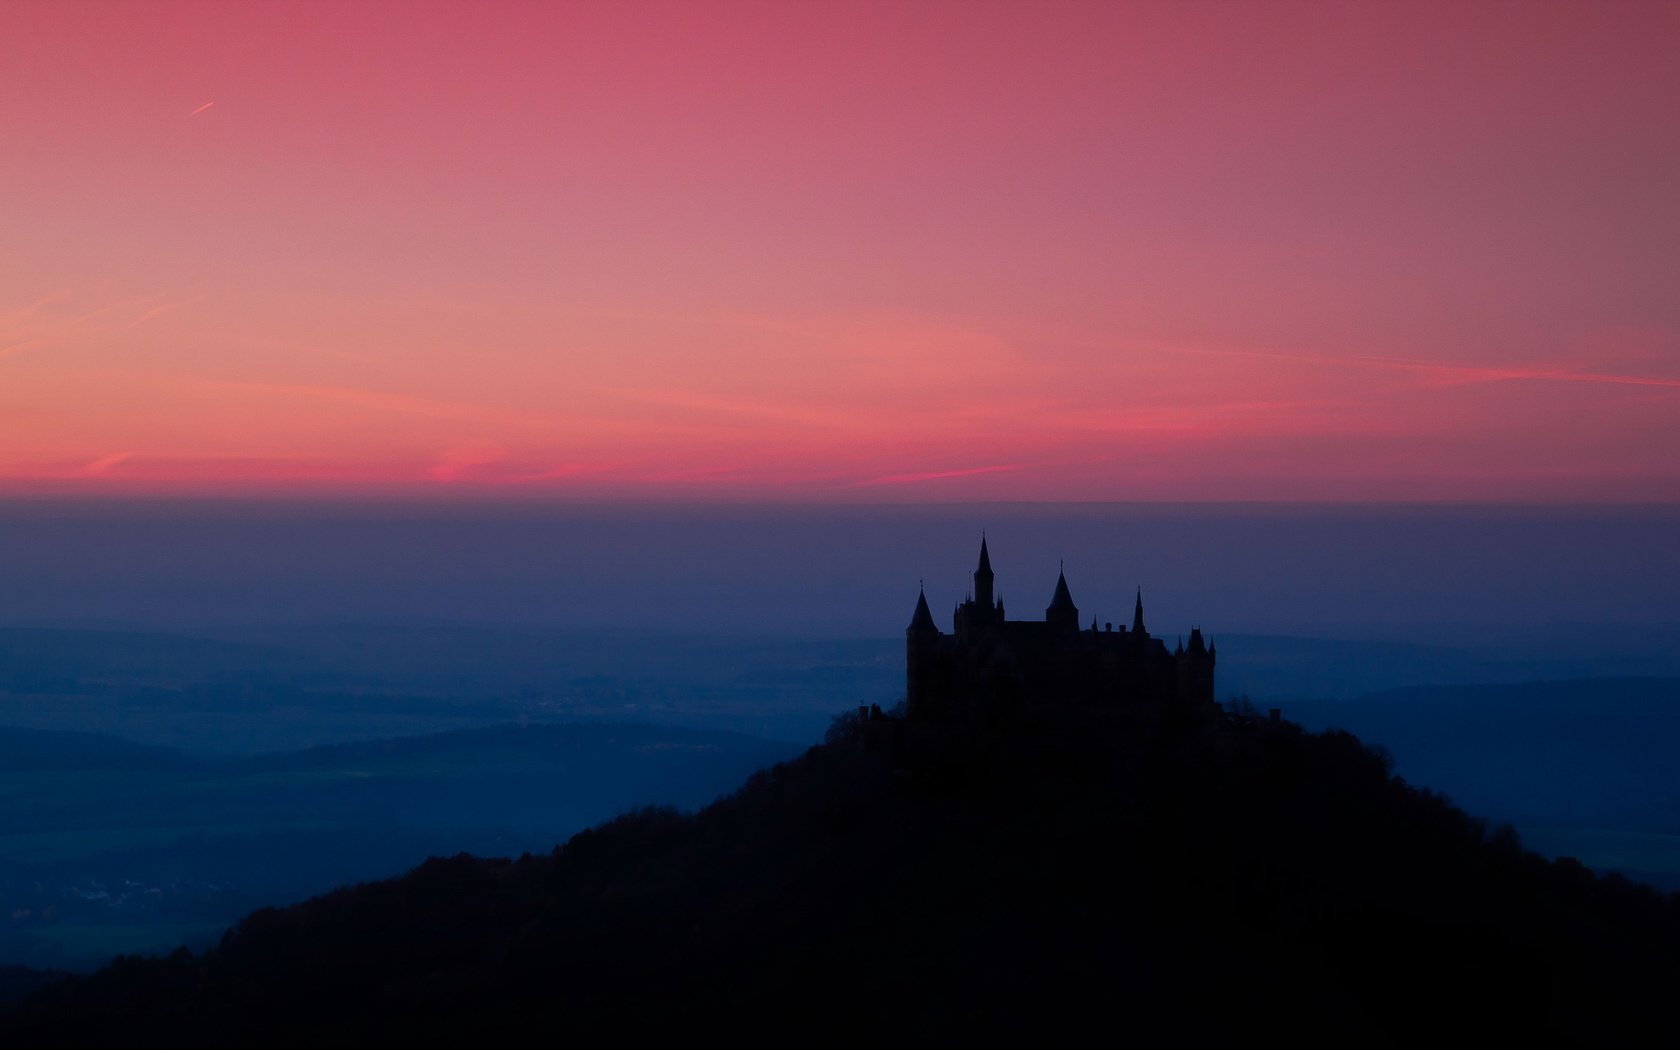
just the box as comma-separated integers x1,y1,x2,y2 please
1049,571,1074,610
908,588,937,634
1046,565,1079,633
906,586,942,721
1131,588,1147,636
973,536,995,610
1176,625,1216,709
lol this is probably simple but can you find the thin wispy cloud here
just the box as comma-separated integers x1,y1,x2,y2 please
509,462,615,483
855,464,1025,488
193,379,562,432
0,293,70,330
72,452,133,477
427,445,507,482
0,338,48,362
0,295,189,362
614,387,865,432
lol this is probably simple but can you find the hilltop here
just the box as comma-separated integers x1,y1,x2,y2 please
6,705,1679,1045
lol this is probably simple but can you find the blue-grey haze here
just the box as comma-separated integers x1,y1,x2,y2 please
1,500,1675,642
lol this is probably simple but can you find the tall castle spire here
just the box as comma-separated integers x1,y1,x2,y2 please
973,535,995,610
1132,588,1146,635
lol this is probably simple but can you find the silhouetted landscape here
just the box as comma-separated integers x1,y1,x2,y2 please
0,516,1677,1043
8,708,1680,1043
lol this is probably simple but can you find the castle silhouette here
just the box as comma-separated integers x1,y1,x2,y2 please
904,538,1216,724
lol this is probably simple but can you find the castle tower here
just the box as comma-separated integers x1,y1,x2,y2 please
909,588,937,634
1131,588,1147,637
906,587,940,720
953,536,1002,636
1175,626,1217,708
1046,566,1079,635
973,537,995,612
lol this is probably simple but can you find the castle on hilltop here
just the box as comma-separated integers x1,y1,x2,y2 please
904,538,1216,725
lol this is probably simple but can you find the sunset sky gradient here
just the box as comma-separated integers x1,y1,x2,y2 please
4,0,1678,501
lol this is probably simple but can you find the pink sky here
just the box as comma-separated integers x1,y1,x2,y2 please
3,0,1677,501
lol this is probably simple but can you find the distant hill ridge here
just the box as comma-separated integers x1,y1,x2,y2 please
6,706,1678,1044
0,722,800,972
0,728,189,772
0,721,780,772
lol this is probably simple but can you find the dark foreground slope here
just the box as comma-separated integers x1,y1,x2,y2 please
7,713,1679,1045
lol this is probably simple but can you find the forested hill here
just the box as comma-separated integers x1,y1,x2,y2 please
7,710,1680,1045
